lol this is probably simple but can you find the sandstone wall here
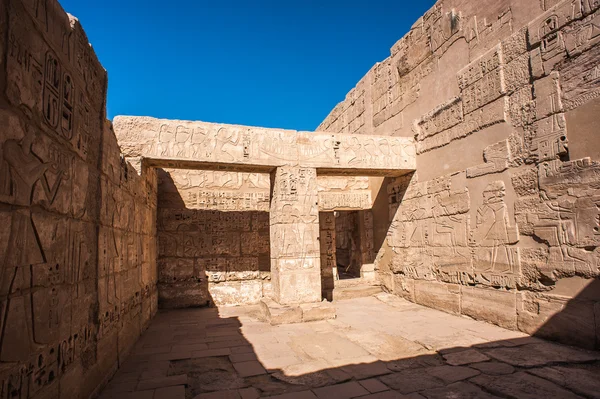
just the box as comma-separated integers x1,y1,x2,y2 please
319,0,600,349
0,0,158,397
154,169,378,307
156,169,271,307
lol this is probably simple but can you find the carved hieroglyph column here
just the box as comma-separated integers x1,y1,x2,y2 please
319,212,337,300
270,167,322,305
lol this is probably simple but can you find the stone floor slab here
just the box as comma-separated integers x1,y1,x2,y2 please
425,365,480,384
527,366,600,398
136,374,187,391
313,381,370,398
154,385,186,399
470,372,584,399
359,378,390,393
469,361,515,375
232,360,267,377
442,349,490,365
379,371,444,394
98,296,600,399
483,342,600,367
420,382,500,399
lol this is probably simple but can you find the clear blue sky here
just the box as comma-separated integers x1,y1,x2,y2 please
59,0,435,130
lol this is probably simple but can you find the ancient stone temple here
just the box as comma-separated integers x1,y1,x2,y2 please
1,0,600,398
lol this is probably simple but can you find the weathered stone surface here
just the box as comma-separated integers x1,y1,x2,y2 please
318,0,600,351
414,281,461,315
5,0,600,398
101,294,600,399
470,372,583,399
461,287,517,330
420,382,499,399
113,117,416,174
517,291,598,350
270,167,322,305
300,301,337,322
379,370,444,394
259,298,303,325
483,342,600,367
0,1,157,397
425,365,480,384
442,349,490,366
527,366,600,398
469,361,515,375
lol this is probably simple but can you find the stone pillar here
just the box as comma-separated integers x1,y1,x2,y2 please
359,210,376,281
359,210,375,264
270,167,321,305
319,212,336,301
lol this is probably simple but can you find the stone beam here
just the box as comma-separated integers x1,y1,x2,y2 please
113,116,416,175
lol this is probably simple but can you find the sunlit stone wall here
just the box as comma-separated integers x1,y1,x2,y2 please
319,0,600,349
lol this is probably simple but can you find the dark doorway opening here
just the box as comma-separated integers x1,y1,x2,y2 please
335,211,363,280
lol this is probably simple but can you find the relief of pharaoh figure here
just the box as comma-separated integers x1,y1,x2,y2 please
472,181,519,273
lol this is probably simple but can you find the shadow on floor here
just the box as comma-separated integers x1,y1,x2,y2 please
98,281,600,399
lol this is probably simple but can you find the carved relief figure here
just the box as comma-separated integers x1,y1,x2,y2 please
345,137,364,166
432,194,464,251
0,120,64,362
215,127,241,162
102,185,122,308
472,181,519,273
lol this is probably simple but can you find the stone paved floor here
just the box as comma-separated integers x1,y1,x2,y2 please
99,293,600,399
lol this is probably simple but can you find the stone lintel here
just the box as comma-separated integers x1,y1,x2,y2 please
113,116,416,175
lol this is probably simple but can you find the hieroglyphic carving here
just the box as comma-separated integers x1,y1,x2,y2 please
388,175,473,279
387,175,521,289
466,139,512,178
318,192,371,211
157,202,269,307
360,210,375,264
0,321,96,398
114,117,417,173
317,176,369,191
415,97,464,141
465,9,513,58
0,2,159,398
6,2,103,162
417,97,508,154
458,45,502,90
532,117,568,162
515,159,600,281
0,122,75,363
271,167,318,225
458,45,506,114
426,6,462,55
372,61,393,127
560,20,600,109
269,166,321,304
319,212,337,291
158,170,270,211
528,0,589,75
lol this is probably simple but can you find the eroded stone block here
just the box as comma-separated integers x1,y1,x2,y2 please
461,287,517,329
414,280,461,315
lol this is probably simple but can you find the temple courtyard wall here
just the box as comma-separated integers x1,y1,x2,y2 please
0,0,600,398
0,0,158,397
318,0,600,350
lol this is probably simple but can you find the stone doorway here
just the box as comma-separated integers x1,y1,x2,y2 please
335,211,363,280
319,208,377,302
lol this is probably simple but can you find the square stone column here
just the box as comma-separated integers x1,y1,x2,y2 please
319,212,336,301
270,167,322,305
